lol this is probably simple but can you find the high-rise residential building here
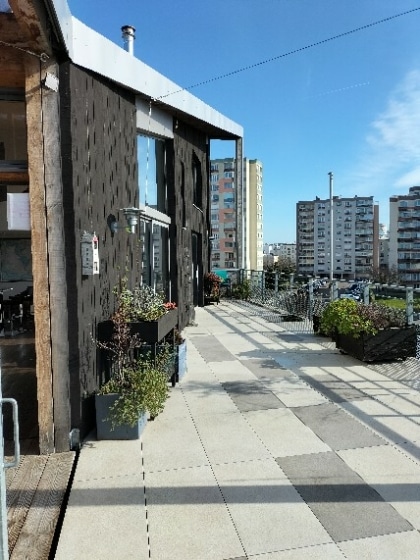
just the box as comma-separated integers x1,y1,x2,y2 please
210,157,263,272
389,186,420,286
296,195,379,279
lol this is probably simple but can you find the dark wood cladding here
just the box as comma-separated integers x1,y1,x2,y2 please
168,121,210,330
59,62,140,437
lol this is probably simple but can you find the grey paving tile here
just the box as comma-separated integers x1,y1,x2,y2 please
239,357,289,380
222,380,285,412
300,373,370,402
293,403,387,450
213,459,332,556
339,530,420,560
276,451,413,542
189,333,236,362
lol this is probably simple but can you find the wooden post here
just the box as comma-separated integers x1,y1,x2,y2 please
25,56,71,453
41,59,71,452
25,56,55,454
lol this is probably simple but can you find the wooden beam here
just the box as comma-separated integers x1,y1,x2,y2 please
7,1,52,55
0,45,25,88
41,58,71,453
0,172,29,184
25,55,54,454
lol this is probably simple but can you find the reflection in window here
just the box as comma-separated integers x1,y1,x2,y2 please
137,135,166,213
139,218,170,298
192,153,202,208
0,89,27,168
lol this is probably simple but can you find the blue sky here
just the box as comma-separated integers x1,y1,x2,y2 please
67,0,420,243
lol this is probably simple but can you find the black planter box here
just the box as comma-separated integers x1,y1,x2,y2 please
336,326,417,362
98,309,178,345
129,309,178,343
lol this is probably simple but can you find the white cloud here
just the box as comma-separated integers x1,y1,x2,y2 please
347,69,420,193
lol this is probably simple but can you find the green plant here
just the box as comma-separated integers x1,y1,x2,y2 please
232,279,251,300
204,272,222,296
320,298,406,339
118,284,170,321
96,283,171,428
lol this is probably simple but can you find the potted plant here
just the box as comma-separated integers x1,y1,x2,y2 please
95,286,171,439
167,329,187,383
118,284,178,343
204,272,222,304
319,298,416,362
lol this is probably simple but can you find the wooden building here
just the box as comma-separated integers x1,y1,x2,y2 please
0,0,243,453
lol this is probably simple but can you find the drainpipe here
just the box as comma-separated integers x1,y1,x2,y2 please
121,25,136,55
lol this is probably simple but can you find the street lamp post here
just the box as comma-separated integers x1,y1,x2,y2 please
328,172,334,282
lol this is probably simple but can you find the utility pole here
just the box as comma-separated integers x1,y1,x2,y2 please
328,172,334,282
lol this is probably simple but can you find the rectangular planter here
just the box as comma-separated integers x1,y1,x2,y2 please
130,309,178,343
176,340,187,382
98,309,178,345
95,393,147,440
336,326,417,363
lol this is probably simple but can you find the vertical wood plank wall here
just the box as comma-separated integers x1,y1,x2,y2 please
60,63,140,438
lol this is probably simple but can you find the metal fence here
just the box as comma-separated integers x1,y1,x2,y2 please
219,270,419,336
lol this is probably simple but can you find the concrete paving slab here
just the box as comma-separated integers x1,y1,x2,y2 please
193,411,272,464
261,376,330,408
293,403,387,450
188,333,236,362
157,386,190,419
208,360,258,383
277,451,413,542
142,412,208,472
368,392,420,417
213,458,332,556
338,445,420,529
341,400,420,446
182,386,240,416
55,444,148,560
222,380,285,412
145,465,244,560
338,530,420,560
238,357,290,379
395,440,420,464
244,408,330,457
299,373,370,402
246,542,346,559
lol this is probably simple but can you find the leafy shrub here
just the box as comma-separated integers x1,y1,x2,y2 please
320,299,406,339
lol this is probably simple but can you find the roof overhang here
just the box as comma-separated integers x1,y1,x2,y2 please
46,0,243,140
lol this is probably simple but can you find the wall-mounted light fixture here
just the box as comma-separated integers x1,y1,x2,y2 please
108,205,172,235
107,208,140,235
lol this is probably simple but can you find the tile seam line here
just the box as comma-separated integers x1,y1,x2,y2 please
179,385,248,558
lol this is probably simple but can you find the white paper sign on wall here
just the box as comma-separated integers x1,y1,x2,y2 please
7,193,30,230
81,231,100,276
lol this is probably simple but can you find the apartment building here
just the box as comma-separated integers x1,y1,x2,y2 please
389,186,420,286
296,195,379,279
263,243,296,261
210,157,263,272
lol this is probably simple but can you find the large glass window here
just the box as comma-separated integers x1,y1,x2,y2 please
139,218,170,298
137,135,166,212
192,153,202,208
0,89,27,169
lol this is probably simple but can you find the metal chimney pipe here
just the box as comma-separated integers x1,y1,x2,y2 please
121,25,135,55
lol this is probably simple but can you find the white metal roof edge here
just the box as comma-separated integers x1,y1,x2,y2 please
48,0,243,139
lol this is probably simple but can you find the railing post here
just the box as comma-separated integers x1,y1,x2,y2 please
406,286,414,326
308,278,314,321
261,271,265,303
330,280,338,302
363,284,370,305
